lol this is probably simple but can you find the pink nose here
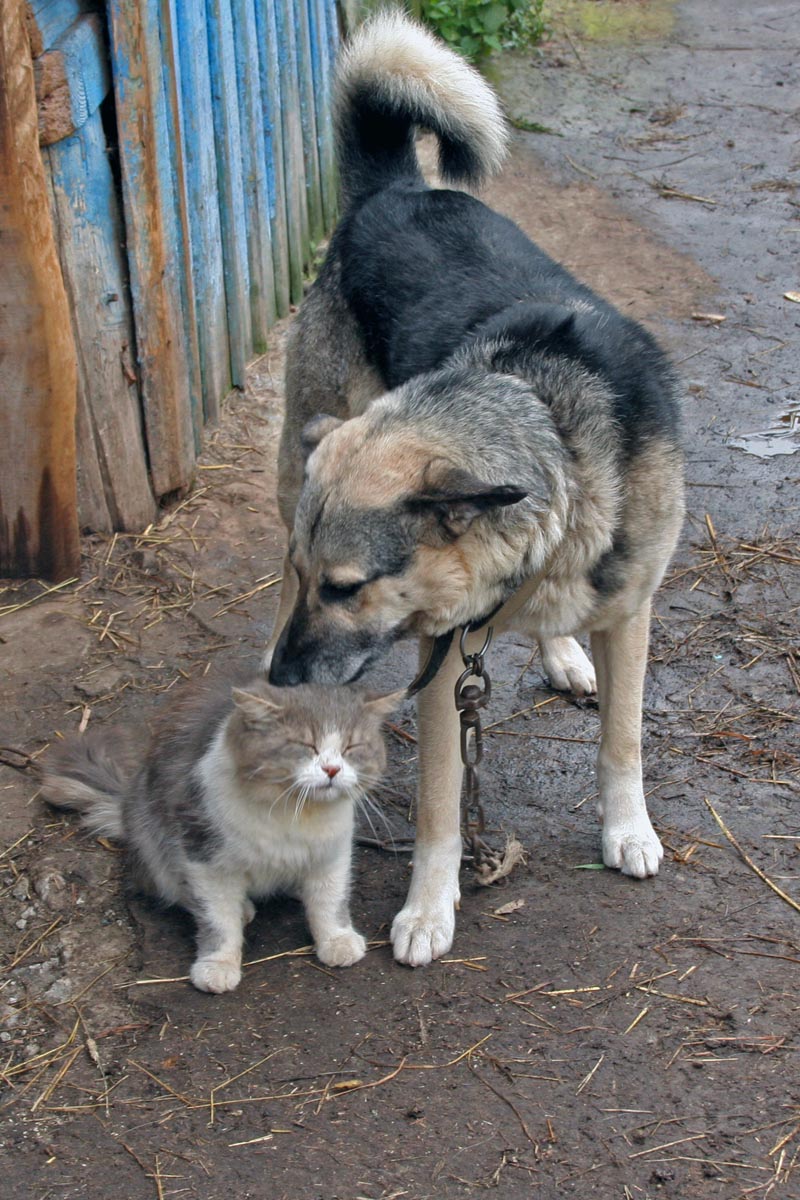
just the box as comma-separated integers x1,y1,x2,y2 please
323,764,341,779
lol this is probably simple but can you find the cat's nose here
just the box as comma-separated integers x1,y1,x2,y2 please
322,764,341,779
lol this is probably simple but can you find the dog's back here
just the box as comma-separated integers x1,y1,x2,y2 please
332,14,677,455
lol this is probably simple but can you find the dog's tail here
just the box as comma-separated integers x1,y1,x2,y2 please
38,731,137,840
334,10,508,206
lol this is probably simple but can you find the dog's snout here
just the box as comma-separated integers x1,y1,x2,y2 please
268,656,302,686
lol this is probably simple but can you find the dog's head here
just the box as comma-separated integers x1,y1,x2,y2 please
268,410,528,685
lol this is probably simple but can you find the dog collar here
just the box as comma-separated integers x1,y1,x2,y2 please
404,594,506,698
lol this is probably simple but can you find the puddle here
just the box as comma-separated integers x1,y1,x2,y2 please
547,0,677,43
727,406,800,458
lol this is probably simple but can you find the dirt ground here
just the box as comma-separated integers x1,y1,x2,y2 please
2,2,799,1197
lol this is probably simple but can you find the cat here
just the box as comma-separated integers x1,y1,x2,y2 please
39,673,400,993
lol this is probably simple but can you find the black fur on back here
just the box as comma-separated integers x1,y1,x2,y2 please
336,183,679,460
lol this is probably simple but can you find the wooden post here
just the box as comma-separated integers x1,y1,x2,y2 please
0,0,79,580
206,0,253,386
170,0,231,424
232,0,278,354
254,0,291,317
106,0,196,499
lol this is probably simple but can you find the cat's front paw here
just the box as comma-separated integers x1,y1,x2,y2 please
316,929,367,967
190,957,242,993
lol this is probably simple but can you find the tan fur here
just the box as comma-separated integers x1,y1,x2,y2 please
310,420,449,507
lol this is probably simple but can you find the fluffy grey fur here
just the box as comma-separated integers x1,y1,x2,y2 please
40,676,397,992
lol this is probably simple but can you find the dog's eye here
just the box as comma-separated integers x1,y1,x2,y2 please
320,579,365,603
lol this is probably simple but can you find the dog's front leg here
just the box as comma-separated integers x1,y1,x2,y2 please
590,604,663,878
391,632,471,967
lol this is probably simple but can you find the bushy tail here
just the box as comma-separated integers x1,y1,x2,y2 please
39,731,138,840
334,10,508,206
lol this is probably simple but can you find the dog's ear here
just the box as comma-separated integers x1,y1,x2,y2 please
301,414,343,458
407,467,528,541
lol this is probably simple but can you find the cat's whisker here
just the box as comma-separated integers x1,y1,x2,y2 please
294,784,313,823
351,772,397,794
267,785,298,813
354,789,397,851
248,767,297,785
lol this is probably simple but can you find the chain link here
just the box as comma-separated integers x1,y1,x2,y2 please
454,625,494,868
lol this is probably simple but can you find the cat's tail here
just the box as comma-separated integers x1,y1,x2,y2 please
334,9,508,207
39,731,137,840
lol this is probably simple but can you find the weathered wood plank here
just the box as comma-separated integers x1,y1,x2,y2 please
25,0,96,57
106,0,196,499
254,0,290,317
308,0,337,229
0,0,79,579
159,0,205,441
295,0,324,247
206,0,252,386
274,0,307,300
46,109,155,532
171,0,230,425
35,12,109,145
232,0,277,353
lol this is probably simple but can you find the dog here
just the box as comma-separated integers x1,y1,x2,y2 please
266,11,684,966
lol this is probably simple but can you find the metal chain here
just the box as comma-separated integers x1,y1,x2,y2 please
454,624,494,870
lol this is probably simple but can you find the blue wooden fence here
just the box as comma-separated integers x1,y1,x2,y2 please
33,0,340,530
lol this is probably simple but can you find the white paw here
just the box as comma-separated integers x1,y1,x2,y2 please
602,818,663,878
541,637,597,696
242,898,257,925
316,929,367,967
190,957,242,993
391,903,456,967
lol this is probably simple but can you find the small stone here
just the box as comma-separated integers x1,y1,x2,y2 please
44,978,73,1004
11,878,30,902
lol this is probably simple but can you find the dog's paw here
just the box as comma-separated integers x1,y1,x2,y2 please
602,817,663,878
391,904,455,968
316,929,367,967
540,637,597,696
190,957,242,994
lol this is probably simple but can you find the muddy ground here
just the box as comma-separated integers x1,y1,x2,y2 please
2,2,799,1197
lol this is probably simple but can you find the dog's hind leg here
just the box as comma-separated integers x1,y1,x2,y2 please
590,605,663,878
391,633,471,967
539,636,596,696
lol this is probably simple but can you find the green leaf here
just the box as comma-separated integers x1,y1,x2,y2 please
481,3,507,33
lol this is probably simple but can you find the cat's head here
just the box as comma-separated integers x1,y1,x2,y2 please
228,678,402,804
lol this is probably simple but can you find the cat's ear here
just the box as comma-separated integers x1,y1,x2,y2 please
232,688,284,726
363,688,406,718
